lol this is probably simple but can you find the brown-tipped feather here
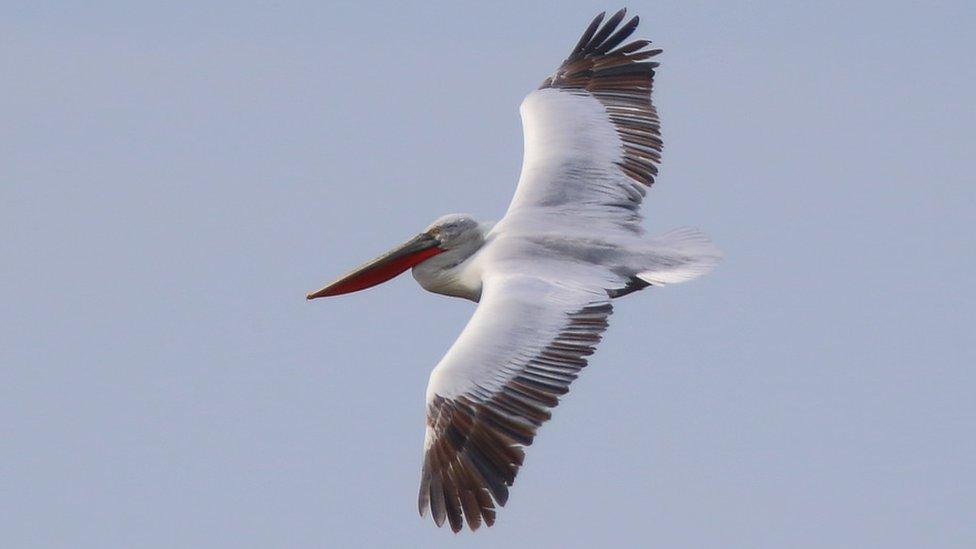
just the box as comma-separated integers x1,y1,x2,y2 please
442,463,465,533
429,474,447,527
595,15,640,54
418,460,431,516
569,11,605,60
585,8,627,53
542,11,664,188
617,39,651,54
418,300,613,531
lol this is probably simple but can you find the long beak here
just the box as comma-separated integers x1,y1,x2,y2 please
306,232,444,300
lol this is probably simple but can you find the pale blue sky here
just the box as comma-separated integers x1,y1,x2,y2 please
3,1,975,547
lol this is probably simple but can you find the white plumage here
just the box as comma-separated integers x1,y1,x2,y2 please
306,9,721,532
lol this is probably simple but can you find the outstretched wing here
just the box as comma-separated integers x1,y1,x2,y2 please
504,9,663,233
418,273,613,531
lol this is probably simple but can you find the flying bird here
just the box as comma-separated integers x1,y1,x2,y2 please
307,9,721,532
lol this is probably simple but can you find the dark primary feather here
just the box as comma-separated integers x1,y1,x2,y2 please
595,15,640,55
586,9,627,53
419,302,612,532
569,11,605,59
541,7,664,189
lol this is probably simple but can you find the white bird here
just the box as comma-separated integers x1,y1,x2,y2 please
307,9,721,532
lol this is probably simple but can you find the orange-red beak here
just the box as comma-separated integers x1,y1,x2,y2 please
306,233,444,299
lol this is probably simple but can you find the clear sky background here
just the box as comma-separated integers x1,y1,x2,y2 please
3,1,974,547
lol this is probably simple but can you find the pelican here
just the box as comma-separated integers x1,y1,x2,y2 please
307,9,721,532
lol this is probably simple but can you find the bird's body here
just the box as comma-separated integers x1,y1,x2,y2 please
307,9,721,532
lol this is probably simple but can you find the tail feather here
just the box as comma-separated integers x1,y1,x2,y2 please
635,227,722,286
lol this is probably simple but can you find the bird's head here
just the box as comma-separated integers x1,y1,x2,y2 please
306,213,483,299
422,213,483,250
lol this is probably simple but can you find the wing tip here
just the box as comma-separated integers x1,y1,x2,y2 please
417,288,615,532
575,8,650,57
546,9,660,91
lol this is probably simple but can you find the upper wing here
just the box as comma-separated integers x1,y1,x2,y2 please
418,273,613,531
504,9,663,233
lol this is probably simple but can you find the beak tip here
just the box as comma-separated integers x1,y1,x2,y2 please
307,287,333,300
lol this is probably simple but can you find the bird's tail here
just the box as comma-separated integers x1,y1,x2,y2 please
634,227,723,286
